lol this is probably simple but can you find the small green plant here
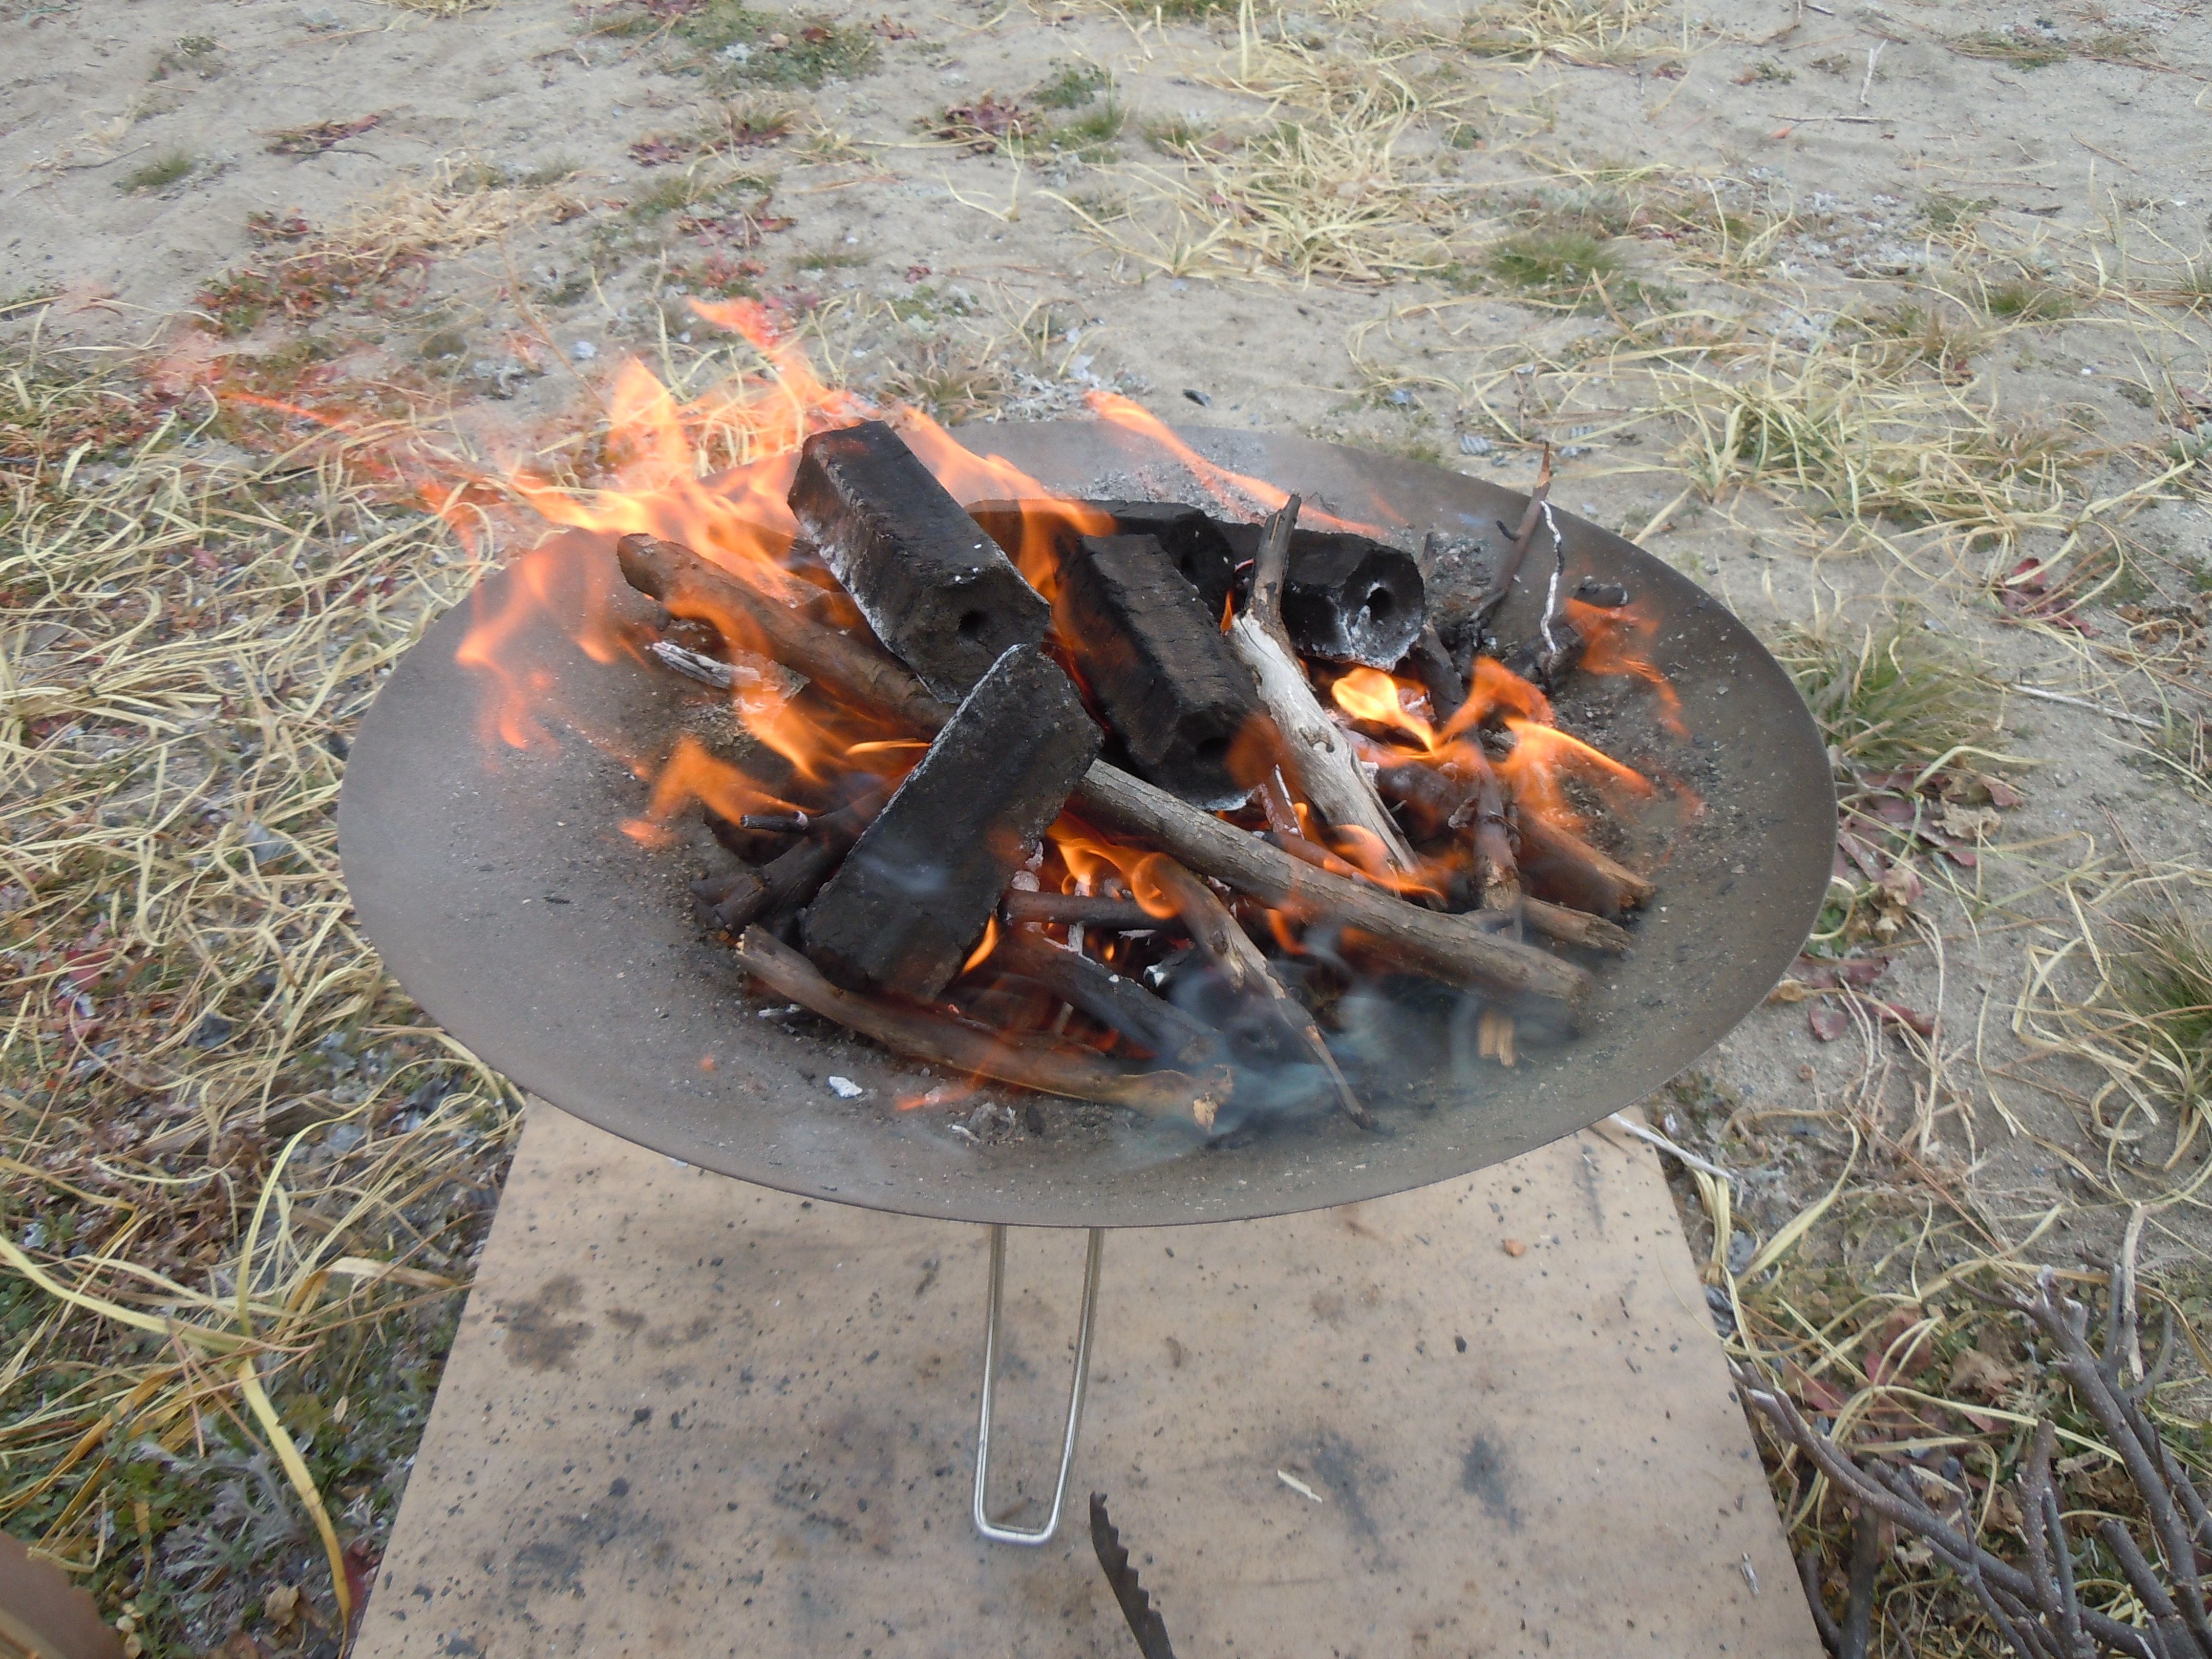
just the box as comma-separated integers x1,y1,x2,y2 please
1143,115,1216,155
521,156,584,187
1982,276,2075,322
675,4,878,89
152,33,223,78
1031,59,1108,110
1775,616,2000,776
1734,58,1792,83
1484,227,1629,301
1919,190,1995,234
1952,27,2068,68
1051,91,1125,156
120,152,196,194
1856,302,1986,381
2113,914,2212,1110
796,244,873,270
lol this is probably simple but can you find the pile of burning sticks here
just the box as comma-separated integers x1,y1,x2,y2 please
615,420,1668,1133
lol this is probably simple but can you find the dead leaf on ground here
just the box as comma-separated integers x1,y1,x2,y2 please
267,115,381,156
935,95,1035,154
1946,1347,2017,1401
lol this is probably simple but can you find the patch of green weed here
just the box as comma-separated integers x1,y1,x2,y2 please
675,4,878,89
1031,59,1107,110
1775,615,2000,776
120,152,196,194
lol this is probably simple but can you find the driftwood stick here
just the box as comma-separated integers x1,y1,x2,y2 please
734,927,1226,1128
618,534,952,733
1468,442,1554,640
715,839,833,931
1839,1509,1881,1659
1521,897,1630,953
1000,891,1185,933
1369,757,1632,955
1224,497,1418,875
1133,854,1376,1132
1406,622,1466,724
1795,1550,1844,1656
1514,811,1656,916
1733,1364,2166,1659
983,926,1220,1068
1073,764,1590,1012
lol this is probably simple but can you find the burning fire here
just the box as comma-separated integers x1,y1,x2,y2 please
325,298,1695,1095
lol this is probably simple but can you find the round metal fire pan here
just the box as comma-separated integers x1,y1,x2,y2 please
338,422,1834,1228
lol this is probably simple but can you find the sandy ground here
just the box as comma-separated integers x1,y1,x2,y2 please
7,0,2212,1648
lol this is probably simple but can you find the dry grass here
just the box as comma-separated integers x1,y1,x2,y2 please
1054,24,1474,284
198,158,563,337
1,352,518,1653
1654,341,2080,560
1775,615,2004,778
1457,0,1674,66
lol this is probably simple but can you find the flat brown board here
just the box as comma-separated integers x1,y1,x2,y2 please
352,1105,1820,1658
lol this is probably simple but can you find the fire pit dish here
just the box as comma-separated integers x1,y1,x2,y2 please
337,422,1833,1229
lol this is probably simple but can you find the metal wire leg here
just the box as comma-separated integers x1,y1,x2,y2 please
972,1224,1104,1546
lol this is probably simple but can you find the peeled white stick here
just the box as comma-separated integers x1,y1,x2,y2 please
1225,496,1419,876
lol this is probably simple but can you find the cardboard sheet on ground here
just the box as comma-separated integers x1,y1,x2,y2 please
354,1103,1819,1658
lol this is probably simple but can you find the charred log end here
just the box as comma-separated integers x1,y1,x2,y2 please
1283,533,1426,669
1054,532,1264,809
789,421,1050,700
1221,523,1427,669
800,644,1102,997
1514,813,1655,917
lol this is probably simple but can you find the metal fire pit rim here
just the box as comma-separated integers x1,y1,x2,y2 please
336,419,1836,1229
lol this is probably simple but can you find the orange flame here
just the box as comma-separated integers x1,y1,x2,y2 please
1331,667,1435,749
1083,392,1385,536
1565,598,1687,736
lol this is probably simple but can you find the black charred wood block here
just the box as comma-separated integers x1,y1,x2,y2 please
963,499,1239,623
788,421,1050,700
800,645,1101,996
1081,501,1237,620
1055,533,1263,810
1219,524,1426,668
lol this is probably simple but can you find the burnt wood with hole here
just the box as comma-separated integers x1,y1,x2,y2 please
801,645,1102,996
788,421,1050,700
1219,523,1426,668
1053,531,1266,809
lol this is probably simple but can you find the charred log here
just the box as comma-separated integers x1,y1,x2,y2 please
1074,764,1590,1012
788,420,1050,700
1219,522,1426,668
984,927,1221,1068
1000,891,1187,934
735,928,1226,1127
1053,531,1266,809
968,499,1238,622
801,645,1101,996
1515,812,1656,917
616,534,951,734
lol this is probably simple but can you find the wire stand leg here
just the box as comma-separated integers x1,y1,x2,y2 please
972,1224,1104,1546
